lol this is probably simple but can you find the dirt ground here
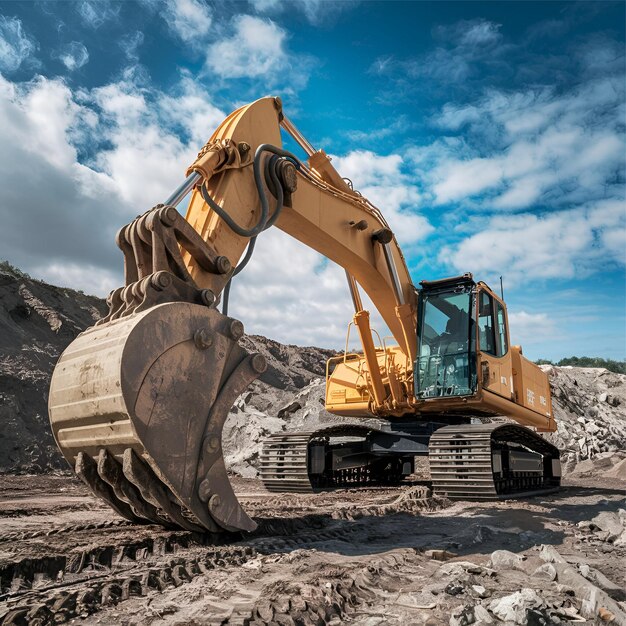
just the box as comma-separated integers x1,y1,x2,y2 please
0,473,624,626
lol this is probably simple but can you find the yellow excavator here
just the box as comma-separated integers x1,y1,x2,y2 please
48,97,561,535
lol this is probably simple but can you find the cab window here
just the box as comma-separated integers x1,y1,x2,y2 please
496,301,508,356
478,292,496,355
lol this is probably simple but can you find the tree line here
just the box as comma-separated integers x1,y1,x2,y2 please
535,356,626,375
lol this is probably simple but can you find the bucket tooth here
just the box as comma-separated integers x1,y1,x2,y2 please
75,452,142,523
96,449,166,525
122,448,204,532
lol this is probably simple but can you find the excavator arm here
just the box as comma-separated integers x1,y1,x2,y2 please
48,97,419,534
48,97,559,535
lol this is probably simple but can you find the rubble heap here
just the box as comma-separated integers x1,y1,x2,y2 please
541,365,626,475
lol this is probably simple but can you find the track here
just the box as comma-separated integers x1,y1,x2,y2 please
260,425,409,492
429,423,561,500
259,432,313,492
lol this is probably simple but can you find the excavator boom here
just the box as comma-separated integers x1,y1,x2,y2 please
49,97,559,534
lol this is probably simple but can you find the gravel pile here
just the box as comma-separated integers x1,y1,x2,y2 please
541,365,626,474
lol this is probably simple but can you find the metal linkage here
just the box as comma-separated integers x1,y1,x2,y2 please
280,114,317,157
100,204,227,324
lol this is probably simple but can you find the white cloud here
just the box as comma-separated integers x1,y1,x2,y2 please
0,71,225,296
227,229,396,349
457,20,502,47
431,157,504,204
55,41,89,71
228,230,356,347
345,115,412,144
416,71,625,214
119,31,144,61
90,76,225,208
0,74,125,284
332,150,403,187
78,1,120,28
158,74,225,145
162,0,212,42
248,0,358,26
331,150,433,246
434,18,503,48
0,15,37,72
507,311,561,347
206,15,287,80
439,199,626,283
371,19,507,86
249,0,281,10
32,262,120,296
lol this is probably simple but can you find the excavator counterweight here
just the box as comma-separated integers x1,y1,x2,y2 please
49,97,560,534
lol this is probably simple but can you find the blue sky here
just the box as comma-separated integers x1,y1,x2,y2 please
0,0,624,360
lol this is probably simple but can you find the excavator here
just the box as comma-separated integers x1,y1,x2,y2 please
48,97,561,535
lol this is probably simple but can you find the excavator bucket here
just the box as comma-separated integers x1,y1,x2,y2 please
48,302,266,534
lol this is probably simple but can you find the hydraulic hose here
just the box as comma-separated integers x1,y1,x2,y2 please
211,144,298,314
221,236,256,316
200,144,298,238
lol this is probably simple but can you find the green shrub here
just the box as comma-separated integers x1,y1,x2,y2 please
535,356,626,374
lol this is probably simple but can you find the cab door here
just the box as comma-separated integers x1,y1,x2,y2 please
477,288,513,400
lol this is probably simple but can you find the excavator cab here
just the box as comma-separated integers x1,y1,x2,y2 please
415,273,477,399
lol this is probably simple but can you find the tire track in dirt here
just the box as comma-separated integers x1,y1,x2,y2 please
0,488,452,625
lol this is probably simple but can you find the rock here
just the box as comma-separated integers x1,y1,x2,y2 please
608,394,621,407
489,589,545,624
473,605,494,623
445,582,465,596
585,422,601,435
449,605,476,626
591,512,623,541
598,607,616,622
424,549,456,561
606,458,626,480
614,530,626,547
489,550,526,571
571,459,595,475
437,561,496,579
532,563,557,582
471,584,490,598
539,544,626,622
541,366,626,470
277,401,302,418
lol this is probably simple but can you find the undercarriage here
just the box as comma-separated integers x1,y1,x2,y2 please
261,422,561,499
